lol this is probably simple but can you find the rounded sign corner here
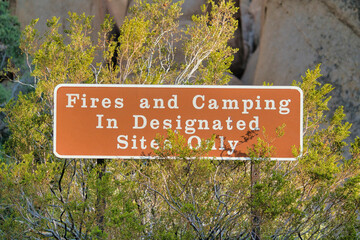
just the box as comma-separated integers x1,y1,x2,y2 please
291,86,304,98
54,84,64,94
53,150,63,159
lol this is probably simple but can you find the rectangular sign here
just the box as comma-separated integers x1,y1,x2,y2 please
54,84,303,160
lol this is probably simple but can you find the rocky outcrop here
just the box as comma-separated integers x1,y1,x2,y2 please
244,0,360,138
11,0,106,39
11,0,245,83
8,0,360,137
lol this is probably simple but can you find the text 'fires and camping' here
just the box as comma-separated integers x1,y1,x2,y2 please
64,93,292,155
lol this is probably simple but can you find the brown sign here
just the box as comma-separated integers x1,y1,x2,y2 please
54,84,303,160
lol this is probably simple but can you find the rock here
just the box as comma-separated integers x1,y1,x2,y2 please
12,0,244,82
240,46,259,85
12,0,106,40
104,0,130,27
10,0,360,139
239,0,263,85
240,0,263,58
11,72,34,99
248,0,360,139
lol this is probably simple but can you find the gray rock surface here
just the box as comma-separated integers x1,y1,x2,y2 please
11,0,244,82
248,0,360,138
7,0,360,138
12,0,106,40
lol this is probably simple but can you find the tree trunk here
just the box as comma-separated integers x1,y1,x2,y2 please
96,159,106,233
251,161,261,240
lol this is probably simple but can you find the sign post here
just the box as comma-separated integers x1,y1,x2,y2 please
54,84,303,160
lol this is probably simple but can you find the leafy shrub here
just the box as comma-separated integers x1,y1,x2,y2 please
0,1,22,70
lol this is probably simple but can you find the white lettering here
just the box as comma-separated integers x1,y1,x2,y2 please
131,135,137,149
213,120,223,130
255,96,261,110
96,114,104,129
208,99,219,109
185,119,196,134
188,135,201,149
140,136,147,149
226,117,233,130
242,99,253,114
115,98,124,108
228,140,239,155
236,120,246,130
222,99,239,109
140,98,150,109
106,118,118,129
102,98,111,108
193,95,205,109
90,98,99,108
168,95,179,109
163,119,172,129
198,120,209,130
219,136,225,150
151,139,159,149
81,94,87,108
153,98,165,109
150,119,160,129
279,99,291,115
249,116,259,130
117,135,128,149
264,99,275,110
66,94,79,108
133,115,147,129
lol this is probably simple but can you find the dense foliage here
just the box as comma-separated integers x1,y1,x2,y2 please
0,1,21,105
0,1,22,70
1,0,360,239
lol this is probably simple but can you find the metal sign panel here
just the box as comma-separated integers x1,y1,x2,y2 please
54,84,303,160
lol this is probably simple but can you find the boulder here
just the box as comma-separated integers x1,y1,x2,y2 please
247,0,360,138
11,0,106,40
10,0,360,138
12,0,244,83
